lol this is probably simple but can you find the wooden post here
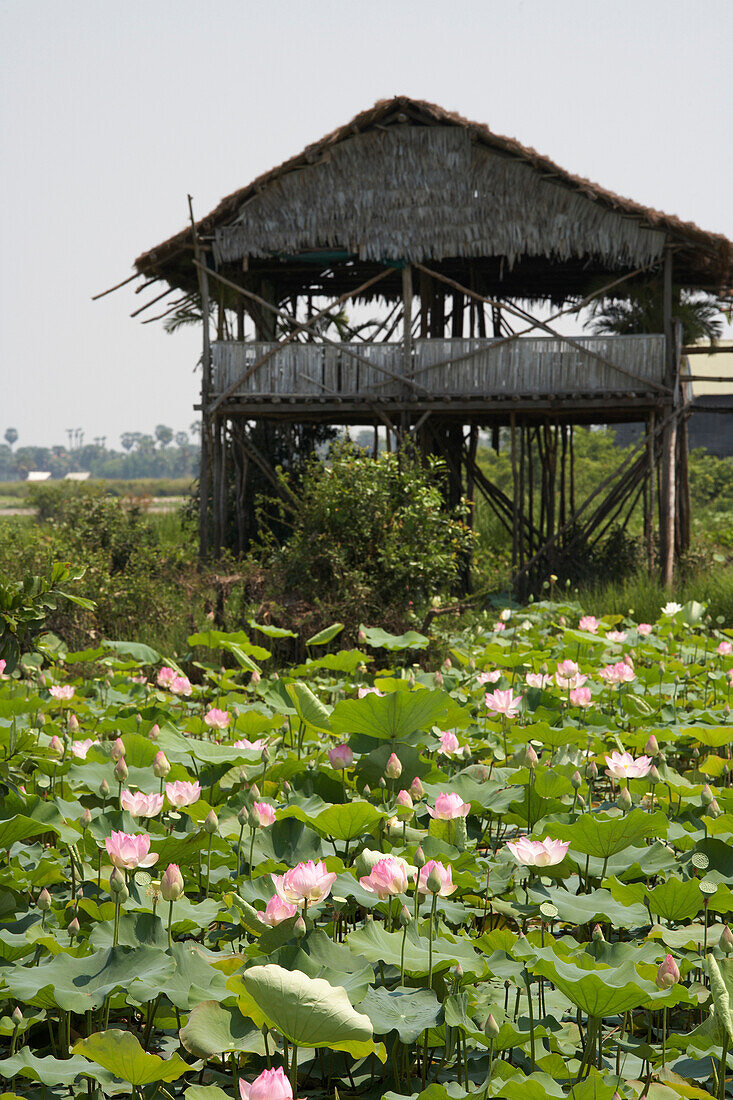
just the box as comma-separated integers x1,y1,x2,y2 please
645,411,656,572
510,413,519,572
677,413,691,555
660,245,677,588
402,265,413,379
188,195,211,560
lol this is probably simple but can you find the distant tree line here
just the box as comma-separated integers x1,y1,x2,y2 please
0,424,199,481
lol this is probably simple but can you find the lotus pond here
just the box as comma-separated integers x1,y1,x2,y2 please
2,600,733,1100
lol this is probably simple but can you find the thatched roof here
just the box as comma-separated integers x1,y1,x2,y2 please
134,96,732,300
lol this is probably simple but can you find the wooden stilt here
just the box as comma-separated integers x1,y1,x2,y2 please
645,412,656,571
510,413,519,572
188,195,211,560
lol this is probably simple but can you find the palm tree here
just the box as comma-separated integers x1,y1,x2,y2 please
590,282,724,346
4,428,18,449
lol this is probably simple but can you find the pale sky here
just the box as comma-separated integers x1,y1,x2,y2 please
2,0,732,450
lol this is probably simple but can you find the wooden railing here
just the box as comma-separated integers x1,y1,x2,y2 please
211,334,666,401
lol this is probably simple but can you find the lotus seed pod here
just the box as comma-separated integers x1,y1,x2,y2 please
655,953,680,990
110,737,125,762
701,784,714,806
99,779,110,798
571,770,582,790
592,923,605,942
414,846,426,870
160,863,184,902
426,865,444,894
11,1005,22,1026
644,734,659,757
616,787,632,811
385,753,402,780
294,915,306,939
203,809,219,835
68,916,80,938
114,757,128,783
37,887,52,911
109,868,126,895
525,744,538,768
484,1014,500,1039
719,925,733,954
80,808,92,829
152,751,170,778
68,714,79,732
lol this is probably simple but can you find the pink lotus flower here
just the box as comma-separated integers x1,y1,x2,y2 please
555,661,587,690
233,737,266,751
579,616,599,633
157,666,177,688
49,685,74,701
70,739,97,759
257,895,298,927
718,641,733,656
395,789,414,810
121,790,165,817
605,751,652,780
271,860,337,907
105,830,158,870
427,792,471,820
526,672,552,689
358,686,384,698
328,744,354,770
506,836,569,867
605,630,627,644
252,801,276,827
170,675,192,696
493,621,506,633
359,855,415,899
637,623,653,635
477,670,501,685
485,689,522,717
438,731,460,755
239,1067,292,1100
165,780,201,808
557,659,579,678
569,687,592,708
204,708,230,729
599,662,636,684
0,659,6,677
417,860,456,897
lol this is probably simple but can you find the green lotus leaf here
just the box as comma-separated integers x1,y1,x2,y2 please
646,875,703,922
185,1088,232,1100
529,950,660,1016
0,815,56,849
346,920,485,978
359,625,429,650
545,809,667,858
272,930,374,1005
73,1029,189,1085
179,1001,267,1058
331,689,453,743
285,681,332,732
232,963,383,1060
305,622,344,646
707,954,733,1043
360,986,442,1042
292,650,371,676
313,801,385,841
0,1050,116,1087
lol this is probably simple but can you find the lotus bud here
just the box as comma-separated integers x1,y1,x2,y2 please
68,714,79,732
248,808,261,829
261,745,270,764
468,658,476,671
433,671,443,687
117,884,130,904
396,789,414,811
11,1006,22,1026
68,916,80,938
655,953,680,989
49,735,64,755
109,867,126,895
114,757,128,783
250,668,261,685
576,794,586,811
99,779,110,798
443,658,452,670
592,923,605,942
414,846,426,869
484,1014,500,1039
203,809,218,835
692,746,700,759
701,784,714,806
525,744,538,768
378,777,387,789
400,904,411,927
153,751,170,778
616,787,632,811
37,712,46,726
80,808,92,830
586,760,598,781
160,863,184,901
410,776,425,800
385,753,402,780
249,783,261,802
648,765,660,785
149,723,160,740
358,629,367,644
645,734,659,757
37,887,52,911
707,798,722,819
363,785,371,797
110,737,125,762
426,865,444,894
571,770,582,790
719,925,733,954
294,915,306,939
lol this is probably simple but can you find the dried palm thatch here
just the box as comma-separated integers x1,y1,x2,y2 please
134,96,732,298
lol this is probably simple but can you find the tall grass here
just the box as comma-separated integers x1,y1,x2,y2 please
577,566,733,626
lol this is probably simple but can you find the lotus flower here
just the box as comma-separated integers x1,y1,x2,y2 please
637,623,653,635
271,860,337,906
599,662,636,684
569,687,592,708
493,621,506,632
656,953,680,989
165,780,201,808
204,708,230,729
485,689,521,717
157,667,177,688
579,616,599,633
252,801,276,827
160,863,184,901
70,739,97,759
438,731,460,755
526,672,552,689
105,830,158,870
427,792,470,820
718,641,733,656
358,686,384,698
239,1067,292,1100
121,790,165,817
605,630,627,643
662,602,682,616
170,675,192,696
417,859,456,897
359,855,415,899
48,735,64,755
477,670,501,684
257,895,298,927
605,751,652,780
233,737,266,751
385,753,402,779
49,685,74,701
506,836,569,867
328,744,354,770
395,789,414,810
0,659,6,677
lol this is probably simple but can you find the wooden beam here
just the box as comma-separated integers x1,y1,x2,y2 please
188,195,211,560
